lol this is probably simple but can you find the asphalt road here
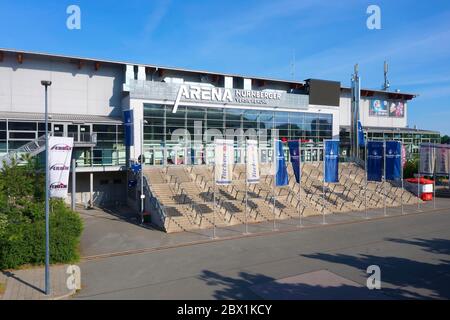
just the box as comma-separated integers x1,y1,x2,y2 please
74,208,450,300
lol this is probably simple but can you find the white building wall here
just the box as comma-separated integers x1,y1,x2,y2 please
0,52,124,117
339,95,408,128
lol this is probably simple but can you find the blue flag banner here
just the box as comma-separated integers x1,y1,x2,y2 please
123,110,134,147
288,140,301,183
367,141,384,182
385,141,402,180
324,140,339,183
274,140,289,186
357,121,365,147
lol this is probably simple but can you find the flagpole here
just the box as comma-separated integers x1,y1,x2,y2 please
365,141,368,219
433,145,436,209
322,141,326,225
418,147,421,211
401,142,404,215
212,155,216,239
272,138,276,231
244,140,248,235
298,139,302,227
383,141,387,216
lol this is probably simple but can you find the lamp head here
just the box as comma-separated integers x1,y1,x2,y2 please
41,80,52,86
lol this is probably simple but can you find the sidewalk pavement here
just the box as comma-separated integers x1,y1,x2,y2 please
80,197,450,260
0,264,76,300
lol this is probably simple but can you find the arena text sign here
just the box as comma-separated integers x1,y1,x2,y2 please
173,84,282,113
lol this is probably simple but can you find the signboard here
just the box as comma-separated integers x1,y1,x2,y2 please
246,140,260,184
128,80,309,111
324,140,339,183
389,101,405,118
214,139,234,185
357,121,365,147
369,99,388,116
385,141,402,180
367,141,384,182
49,136,74,198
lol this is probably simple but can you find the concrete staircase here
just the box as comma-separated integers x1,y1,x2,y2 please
144,162,420,233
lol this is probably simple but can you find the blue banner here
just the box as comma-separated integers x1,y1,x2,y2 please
357,121,365,147
275,140,288,186
288,140,301,183
367,141,384,182
123,110,134,147
385,141,402,180
324,140,339,183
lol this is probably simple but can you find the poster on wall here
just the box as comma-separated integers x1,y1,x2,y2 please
49,136,74,198
369,99,388,116
389,101,405,117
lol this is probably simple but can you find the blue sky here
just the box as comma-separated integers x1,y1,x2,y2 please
0,0,449,135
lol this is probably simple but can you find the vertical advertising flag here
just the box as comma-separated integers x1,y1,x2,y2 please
435,144,449,176
324,140,339,183
49,136,74,198
367,141,384,182
419,143,436,175
288,140,301,183
385,141,402,180
357,121,365,147
274,140,288,186
214,139,234,185
246,140,260,184
123,110,134,146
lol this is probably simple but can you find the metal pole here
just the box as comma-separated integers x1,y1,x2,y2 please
273,138,276,231
418,151,421,211
322,142,326,225
71,158,76,211
43,81,51,296
365,142,368,219
298,140,302,227
212,162,216,239
384,141,387,216
140,120,144,224
401,142,404,215
244,141,248,234
433,145,436,209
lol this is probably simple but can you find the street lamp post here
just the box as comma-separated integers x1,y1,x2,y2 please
140,119,148,224
41,80,52,295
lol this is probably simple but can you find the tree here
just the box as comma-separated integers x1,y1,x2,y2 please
441,135,450,144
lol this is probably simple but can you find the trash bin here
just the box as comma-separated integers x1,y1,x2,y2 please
406,177,434,201
143,211,151,223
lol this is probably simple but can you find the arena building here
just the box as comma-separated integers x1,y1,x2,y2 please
0,48,440,210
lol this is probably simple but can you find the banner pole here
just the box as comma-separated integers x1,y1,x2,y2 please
298,140,302,227
365,141,368,219
212,160,216,239
384,141,387,217
418,148,421,211
433,145,436,209
273,138,276,231
244,141,248,235
401,142,404,215
322,142,326,225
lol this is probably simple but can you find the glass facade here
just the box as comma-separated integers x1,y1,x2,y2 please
0,119,126,167
143,104,333,165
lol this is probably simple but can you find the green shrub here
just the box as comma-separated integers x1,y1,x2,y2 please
0,159,83,270
0,200,83,270
404,158,418,179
